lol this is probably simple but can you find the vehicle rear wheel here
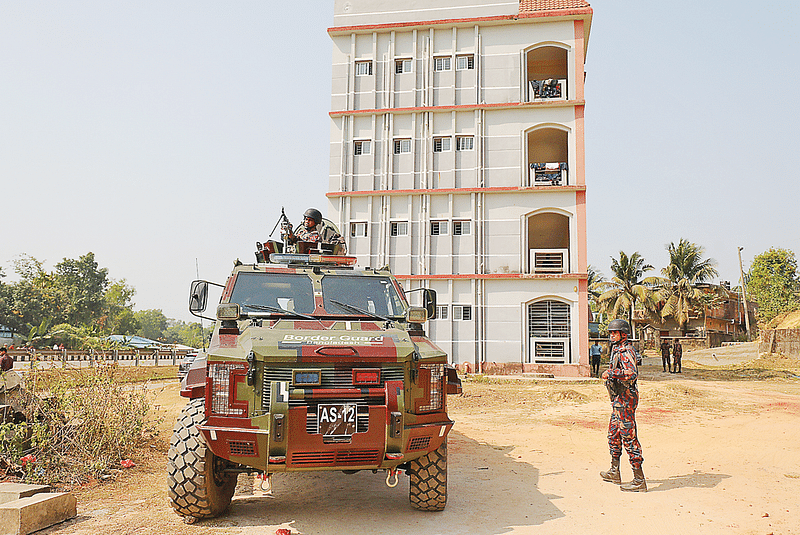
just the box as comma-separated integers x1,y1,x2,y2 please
408,441,447,511
167,398,237,519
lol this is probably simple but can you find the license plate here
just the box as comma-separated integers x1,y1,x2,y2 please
318,404,357,436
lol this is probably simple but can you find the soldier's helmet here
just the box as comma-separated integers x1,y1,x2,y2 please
607,318,631,335
303,208,323,225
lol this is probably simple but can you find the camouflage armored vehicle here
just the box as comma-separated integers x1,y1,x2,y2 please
167,242,461,519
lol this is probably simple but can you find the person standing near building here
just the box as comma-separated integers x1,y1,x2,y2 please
589,341,603,377
660,339,671,373
0,347,12,372
600,318,646,492
672,339,682,373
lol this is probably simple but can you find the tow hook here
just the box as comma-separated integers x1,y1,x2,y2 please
257,472,273,495
385,468,401,488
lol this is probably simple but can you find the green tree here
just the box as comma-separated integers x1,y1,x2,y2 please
747,248,800,324
134,309,168,341
53,252,109,326
7,255,59,332
102,280,139,335
595,251,658,327
164,320,204,348
657,239,722,332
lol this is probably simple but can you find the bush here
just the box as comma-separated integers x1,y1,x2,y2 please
2,363,162,486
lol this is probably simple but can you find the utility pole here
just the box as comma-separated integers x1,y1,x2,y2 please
738,247,752,341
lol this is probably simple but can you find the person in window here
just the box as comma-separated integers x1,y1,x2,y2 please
600,318,646,492
286,208,346,253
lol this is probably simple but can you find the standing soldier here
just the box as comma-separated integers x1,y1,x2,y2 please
600,319,647,492
672,339,682,373
660,338,671,373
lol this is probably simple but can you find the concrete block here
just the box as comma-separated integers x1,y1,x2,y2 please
0,492,77,535
0,485,51,506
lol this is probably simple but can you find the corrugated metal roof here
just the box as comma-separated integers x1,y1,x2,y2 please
519,0,591,12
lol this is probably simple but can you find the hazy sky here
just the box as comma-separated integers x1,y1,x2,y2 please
2,1,798,322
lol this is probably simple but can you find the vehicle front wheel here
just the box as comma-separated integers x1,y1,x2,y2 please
408,441,447,511
167,398,237,519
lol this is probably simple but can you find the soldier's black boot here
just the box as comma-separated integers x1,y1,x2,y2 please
600,458,622,484
620,467,647,492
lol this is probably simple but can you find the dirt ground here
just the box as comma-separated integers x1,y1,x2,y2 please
39,343,800,535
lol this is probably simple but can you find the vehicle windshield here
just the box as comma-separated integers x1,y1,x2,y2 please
321,275,406,318
229,272,315,314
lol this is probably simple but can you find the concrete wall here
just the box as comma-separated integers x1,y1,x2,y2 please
759,329,800,357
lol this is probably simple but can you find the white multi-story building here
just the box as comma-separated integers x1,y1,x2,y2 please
327,0,592,377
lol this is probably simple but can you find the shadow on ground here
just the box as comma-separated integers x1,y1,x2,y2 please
202,430,563,535
645,470,731,492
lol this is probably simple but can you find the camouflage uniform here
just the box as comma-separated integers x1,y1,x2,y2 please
606,340,644,469
293,225,344,246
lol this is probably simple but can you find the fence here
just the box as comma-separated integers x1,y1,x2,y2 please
6,348,193,369
759,329,800,358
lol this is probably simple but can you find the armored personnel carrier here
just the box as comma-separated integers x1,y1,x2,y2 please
167,237,461,519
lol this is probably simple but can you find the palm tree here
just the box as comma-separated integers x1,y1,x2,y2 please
595,251,659,328
657,239,721,332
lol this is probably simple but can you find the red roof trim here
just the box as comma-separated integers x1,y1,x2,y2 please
327,185,586,198
330,99,584,118
327,8,593,35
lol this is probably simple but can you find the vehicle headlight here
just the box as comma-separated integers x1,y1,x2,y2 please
217,303,240,320
417,363,444,413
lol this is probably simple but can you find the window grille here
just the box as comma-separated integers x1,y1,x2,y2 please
453,305,472,321
452,221,470,236
394,139,411,154
528,300,570,338
436,305,448,319
456,136,474,151
350,222,367,237
434,56,451,71
355,61,373,76
354,140,371,155
390,222,408,237
430,221,448,236
395,58,412,74
433,137,451,152
456,54,474,70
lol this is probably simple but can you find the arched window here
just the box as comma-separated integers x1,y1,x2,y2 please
528,299,571,363
526,211,570,273
526,127,569,186
525,45,568,101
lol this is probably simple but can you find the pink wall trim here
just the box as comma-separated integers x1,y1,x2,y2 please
573,20,585,102
330,99,585,118
328,185,586,198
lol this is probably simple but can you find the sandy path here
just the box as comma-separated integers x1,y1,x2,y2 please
39,366,800,535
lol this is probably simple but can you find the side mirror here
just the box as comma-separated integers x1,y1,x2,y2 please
189,280,209,313
422,288,437,320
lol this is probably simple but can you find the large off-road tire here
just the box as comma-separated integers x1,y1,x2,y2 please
167,398,237,519
408,441,447,511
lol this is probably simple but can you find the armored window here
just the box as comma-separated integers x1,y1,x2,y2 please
394,138,411,154
456,54,474,70
456,136,474,151
390,221,408,237
434,56,451,72
228,273,316,315
350,222,367,237
354,140,371,155
395,58,412,74
433,136,451,152
355,60,373,76
452,220,471,236
453,305,472,321
430,221,448,236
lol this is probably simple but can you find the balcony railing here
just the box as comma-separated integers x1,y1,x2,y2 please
528,78,567,101
529,162,568,186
